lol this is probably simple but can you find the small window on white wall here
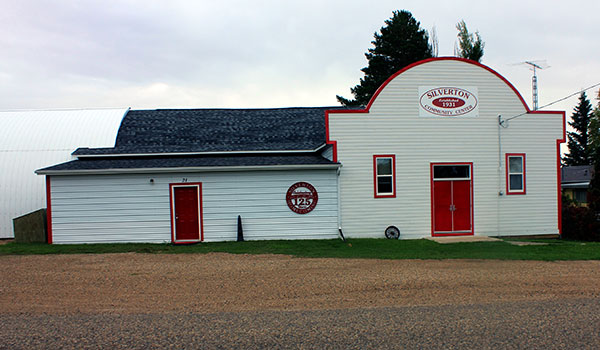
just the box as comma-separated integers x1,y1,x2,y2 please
506,154,526,195
373,155,396,198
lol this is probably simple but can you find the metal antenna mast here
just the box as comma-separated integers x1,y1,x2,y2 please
516,60,549,110
525,61,541,110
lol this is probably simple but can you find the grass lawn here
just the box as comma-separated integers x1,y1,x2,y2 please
1,238,599,260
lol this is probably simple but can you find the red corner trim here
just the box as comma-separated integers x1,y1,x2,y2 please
169,183,174,243
169,182,204,244
505,153,527,195
373,155,396,198
556,112,566,235
46,176,53,244
429,164,434,237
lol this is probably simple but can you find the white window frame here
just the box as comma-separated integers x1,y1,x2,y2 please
373,155,396,198
506,154,526,195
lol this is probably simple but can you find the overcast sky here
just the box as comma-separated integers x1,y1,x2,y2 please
1,0,599,116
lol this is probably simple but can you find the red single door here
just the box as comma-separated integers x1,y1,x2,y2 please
173,186,200,241
433,181,452,232
452,180,472,232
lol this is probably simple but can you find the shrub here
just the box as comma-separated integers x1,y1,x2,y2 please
562,194,600,241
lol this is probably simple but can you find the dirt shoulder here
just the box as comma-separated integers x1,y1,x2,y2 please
1,253,599,314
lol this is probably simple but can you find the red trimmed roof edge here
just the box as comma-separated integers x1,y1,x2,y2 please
328,56,564,115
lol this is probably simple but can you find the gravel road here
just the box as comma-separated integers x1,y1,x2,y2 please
2,299,599,349
1,253,599,348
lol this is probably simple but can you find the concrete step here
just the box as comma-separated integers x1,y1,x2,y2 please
426,236,501,244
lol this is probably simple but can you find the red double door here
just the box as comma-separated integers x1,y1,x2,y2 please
431,164,473,235
171,184,202,242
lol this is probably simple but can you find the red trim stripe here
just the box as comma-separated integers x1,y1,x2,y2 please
45,176,53,244
556,115,566,235
169,183,175,243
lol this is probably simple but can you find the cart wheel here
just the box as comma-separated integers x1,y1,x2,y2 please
385,226,400,239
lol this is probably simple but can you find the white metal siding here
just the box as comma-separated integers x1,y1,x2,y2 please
321,145,334,161
49,169,339,244
329,60,563,239
0,109,127,238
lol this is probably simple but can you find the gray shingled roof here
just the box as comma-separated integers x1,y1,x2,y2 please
561,165,593,183
74,107,342,155
37,154,337,174
561,165,593,189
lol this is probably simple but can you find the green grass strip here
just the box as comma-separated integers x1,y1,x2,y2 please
1,238,599,260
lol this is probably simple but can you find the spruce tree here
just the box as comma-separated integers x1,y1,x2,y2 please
588,90,600,162
587,91,600,228
563,92,593,166
336,10,432,107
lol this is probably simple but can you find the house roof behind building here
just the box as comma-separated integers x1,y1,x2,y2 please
74,107,345,156
561,165,593,184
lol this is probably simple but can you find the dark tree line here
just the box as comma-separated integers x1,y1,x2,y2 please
562,91,600,241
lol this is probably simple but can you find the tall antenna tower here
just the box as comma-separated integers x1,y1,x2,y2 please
514,60,549,110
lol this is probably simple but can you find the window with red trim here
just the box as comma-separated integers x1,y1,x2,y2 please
374,155,396,198
506,154,526,195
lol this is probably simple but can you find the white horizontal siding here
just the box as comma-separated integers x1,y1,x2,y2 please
49,169,339,244
321,145,334,161
329,59,564,239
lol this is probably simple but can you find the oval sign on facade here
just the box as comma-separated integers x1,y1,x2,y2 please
286,182,318,214
419,87,478,117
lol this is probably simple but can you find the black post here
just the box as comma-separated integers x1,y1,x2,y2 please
237,215,244,242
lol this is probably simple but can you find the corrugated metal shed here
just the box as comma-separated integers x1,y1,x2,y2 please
0,108,128,238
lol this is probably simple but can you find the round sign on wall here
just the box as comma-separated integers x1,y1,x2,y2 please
286,182,318,214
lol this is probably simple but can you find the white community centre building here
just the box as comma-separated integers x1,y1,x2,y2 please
29,58,566,244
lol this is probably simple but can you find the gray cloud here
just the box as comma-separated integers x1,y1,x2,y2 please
0,0,598,112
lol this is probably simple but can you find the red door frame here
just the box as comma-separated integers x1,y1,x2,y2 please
169,182,203,243
430,162,474,237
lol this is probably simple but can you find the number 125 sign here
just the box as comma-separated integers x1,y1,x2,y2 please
286,182,318,214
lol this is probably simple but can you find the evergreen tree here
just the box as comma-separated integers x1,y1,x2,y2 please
337,10,432,107
583,123,600,241
564,92,593,166
588,90,600,162
588,91,600,223
454,20,484,62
